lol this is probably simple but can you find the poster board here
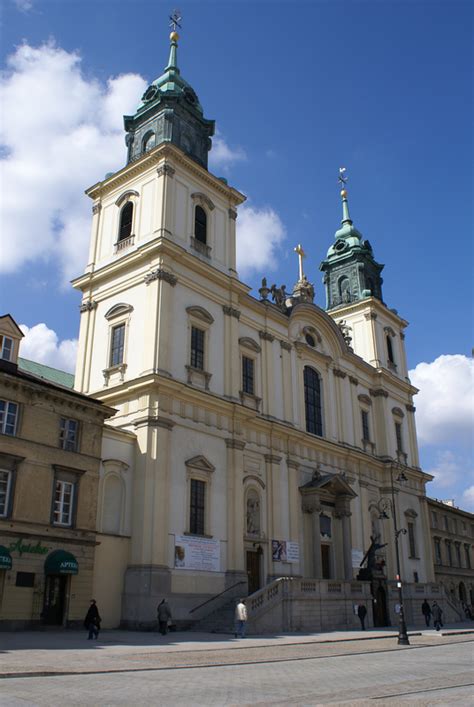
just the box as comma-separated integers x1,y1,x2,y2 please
174,535,220,572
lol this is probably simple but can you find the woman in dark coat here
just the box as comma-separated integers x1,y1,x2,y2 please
357,604,367,630
84,599,101,640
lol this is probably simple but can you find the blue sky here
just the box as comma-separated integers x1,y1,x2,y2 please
1,0,472,507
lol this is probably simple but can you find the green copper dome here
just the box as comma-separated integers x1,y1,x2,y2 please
123,32,214,169
320,187,384,310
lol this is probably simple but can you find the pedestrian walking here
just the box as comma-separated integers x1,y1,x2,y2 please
84,599,101,640
234,598,248,638
357,604,367,630
432,601,443,631
157,598,172,635
421,599,432,627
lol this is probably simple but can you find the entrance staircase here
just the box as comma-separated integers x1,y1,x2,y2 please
191,598,236,633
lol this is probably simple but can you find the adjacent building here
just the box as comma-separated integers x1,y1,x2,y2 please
0,315,114,629
427,497,474,616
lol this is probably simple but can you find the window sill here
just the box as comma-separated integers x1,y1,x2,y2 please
190,237,211,258
114,235,135,253
185,365,212,390
183,532,213,539
52,522,73,528
103,363,127,385
239,390,262,412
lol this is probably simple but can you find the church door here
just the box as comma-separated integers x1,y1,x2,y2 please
321,545,331,579
246,551,261,595
372,584,389,627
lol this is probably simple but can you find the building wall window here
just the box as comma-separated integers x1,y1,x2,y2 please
0,400,18,436
434,538,442,564
190,326,205,370
464,544,471,569
395,421,403,453
53,479,75,527
242,356,255,395
142,131,156,153
361,410,370,442
59,418,79,452
118,202,133,241
304,366,323,436
445,540,453,566
194,206,207,244
443,515,449,531
110,323,125,367
386,335,395,364
0,470,12,517
0,335,13,362
189,478,205,535
431,510,438,528
455,542,462,567
407,521,417,558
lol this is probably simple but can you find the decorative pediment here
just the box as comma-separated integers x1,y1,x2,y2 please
0,314,24,340
358,394,372,406
300,471,356,499
115,190,139,207
391,406,405,418
185,455,215,473
404,507,418,519
186,306,214,324
384,326,396,337
191,192,215,211
239,337,261,353
105,303,134,320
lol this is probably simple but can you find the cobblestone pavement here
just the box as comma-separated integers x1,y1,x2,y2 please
0,630,472,705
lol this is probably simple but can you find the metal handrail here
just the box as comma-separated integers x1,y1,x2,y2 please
189,580,246,614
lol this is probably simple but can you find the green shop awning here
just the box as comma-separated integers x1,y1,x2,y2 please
44,550,79,575
0,545,12,570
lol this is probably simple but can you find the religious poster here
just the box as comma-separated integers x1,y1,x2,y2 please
351,549,364,568
271,540,299,562
174,535,221,572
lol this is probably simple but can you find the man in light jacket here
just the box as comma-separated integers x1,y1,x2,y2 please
234,598,248,638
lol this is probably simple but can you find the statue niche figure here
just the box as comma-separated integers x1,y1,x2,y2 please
246,492,260,535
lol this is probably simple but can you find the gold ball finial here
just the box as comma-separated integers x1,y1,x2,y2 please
340,189,347,198
170,31,179,42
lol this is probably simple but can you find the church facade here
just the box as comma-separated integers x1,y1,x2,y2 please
73,30,438,630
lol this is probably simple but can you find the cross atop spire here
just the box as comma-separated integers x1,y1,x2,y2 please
169,9,182,32
338,167,352,225
294,244,306,281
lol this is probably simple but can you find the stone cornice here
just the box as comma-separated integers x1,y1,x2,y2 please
225,438,246,450
264,454,282,464
79,300,98,313
222,305,241,319
133,416,175,430
86,143,246,205
144,268,177,286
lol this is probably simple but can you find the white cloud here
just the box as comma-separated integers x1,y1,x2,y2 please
424,450,464,489
0,41,147,283
209,130,246,171
19,323,78,373
461,486,474,512
13,0,33,12
236,203,286,276
409,354,473,446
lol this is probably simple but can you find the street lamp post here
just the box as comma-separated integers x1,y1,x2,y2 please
378,462,410,646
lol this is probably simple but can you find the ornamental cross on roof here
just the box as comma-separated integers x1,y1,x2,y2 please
338,166,348,189
294,244,306,281
169,9,182,31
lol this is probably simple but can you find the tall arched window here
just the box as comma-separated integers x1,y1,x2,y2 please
118,202,133,241
386,335,395,364
194,205,207,244
304,366,323,436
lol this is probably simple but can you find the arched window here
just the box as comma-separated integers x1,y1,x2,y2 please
304,366,323,436
338,276,350,302
118,202,133,241
142,132,156,153
386,335,395,364
194,206,207,244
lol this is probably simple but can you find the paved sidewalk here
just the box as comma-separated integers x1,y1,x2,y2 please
0,622,472,678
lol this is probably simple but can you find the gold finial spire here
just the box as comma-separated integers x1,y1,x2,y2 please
294,243,306,281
